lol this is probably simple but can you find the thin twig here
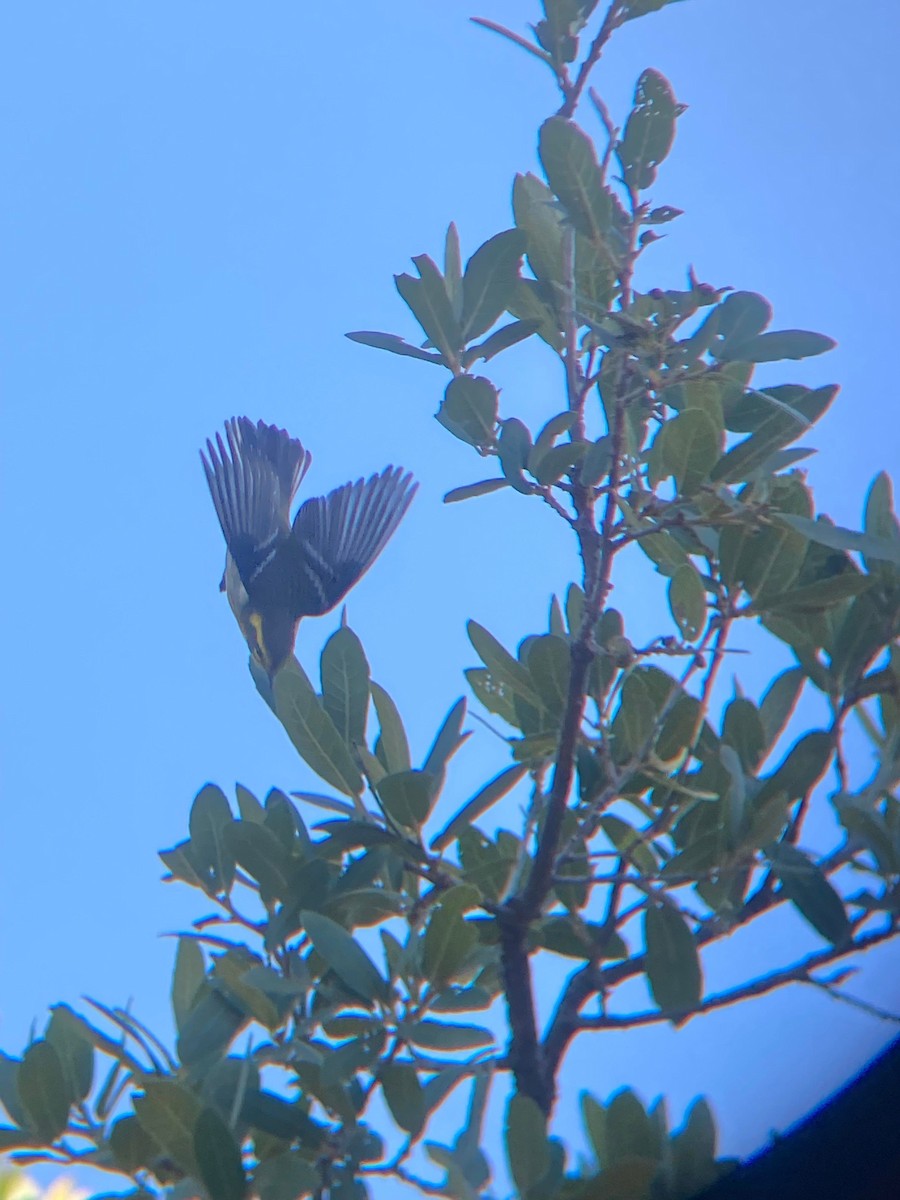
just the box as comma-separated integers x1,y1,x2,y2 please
589,87,618,179
470,17,561,78
575,922,898,1031
558,1,627,119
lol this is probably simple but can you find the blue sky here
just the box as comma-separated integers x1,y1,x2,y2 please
2,0,898,1190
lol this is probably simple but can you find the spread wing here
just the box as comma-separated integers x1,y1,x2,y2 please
289,467,417,617
201,417,311,589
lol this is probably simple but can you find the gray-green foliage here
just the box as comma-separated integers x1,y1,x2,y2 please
3,2,899,1198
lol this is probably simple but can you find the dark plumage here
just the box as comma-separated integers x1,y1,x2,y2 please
201,417,416,676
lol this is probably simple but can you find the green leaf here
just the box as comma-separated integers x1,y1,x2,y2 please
0,1054,26,1128
507,276,564,351
345,330,444,365
622,0,687,20
513,172,565,288
223,821,292,904
766,843,851,945
720,478,811,601
864,471,900,573
497,417,536,493
618,69,680,191
445,221,463,320
465,666,519,727
834,797,899,875
321,625,370,749
529,440,588,486
580,436,612,486
611,672,657,756
242,1091,324,1147
171,939,205,1034
430,764,528,850
526,634,571,718
213,950,281,1031
758,668,804,749
723,382,814,437
661,833,723,882
436,375,498,448
638,530,690,577
714,290,772,347
274,663,363,797
463,319,540,367
444,478,511,504
711,385,837,484
600,814,657,875
645,204,683,223
254,1152,320,1200
380,1063,426,1136
18,1041,71,1141
134,1080,203,1176
45,1008,93,1103
194,1106,247,1200
538,118,614,245
644,903,702,1014
108,1114,161,1174
777,514,900,567
424,697,470,776
377,768,436,829
395,254,463,366
757,730,833,805
581,1092,607,1166
533,0,592,63
176,989,247,1066
832,591,895,688
722,698,766,772
605,1088,657,1165
235,783,265,823
667,563,706,640
672,1097,719,1193
652,409,722,495
531,410,578,456
300,910,389,1003
461,229,526,341
189,783,235,895
468,620,541,706
423,895,478,985
754,572,873,613
405,1021,494,1051
717,328,835,363
370,681,411,774
505,1093,549,1194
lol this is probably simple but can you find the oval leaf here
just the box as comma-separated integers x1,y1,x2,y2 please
766,843,851,945
301,910,388,1003
274,665,363,797
668,563,706,640
644,903,702,1014
437,375,498,448
320,625,370,749
194,1106,247,1200
380,1063,426,1136
18,1041,71,1142
505,1093,549,1194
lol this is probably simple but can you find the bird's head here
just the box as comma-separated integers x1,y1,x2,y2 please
241,609,298,681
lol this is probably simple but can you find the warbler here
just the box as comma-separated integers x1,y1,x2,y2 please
202,417,416,679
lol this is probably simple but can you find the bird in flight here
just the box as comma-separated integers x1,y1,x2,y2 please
202,417,416,679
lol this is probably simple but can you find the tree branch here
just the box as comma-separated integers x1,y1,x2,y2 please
575,922,899,1031
557,1,627,119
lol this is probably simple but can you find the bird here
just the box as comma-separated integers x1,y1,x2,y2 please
201,417,417,679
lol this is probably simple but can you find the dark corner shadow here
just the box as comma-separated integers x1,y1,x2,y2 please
693,1035,900,1200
